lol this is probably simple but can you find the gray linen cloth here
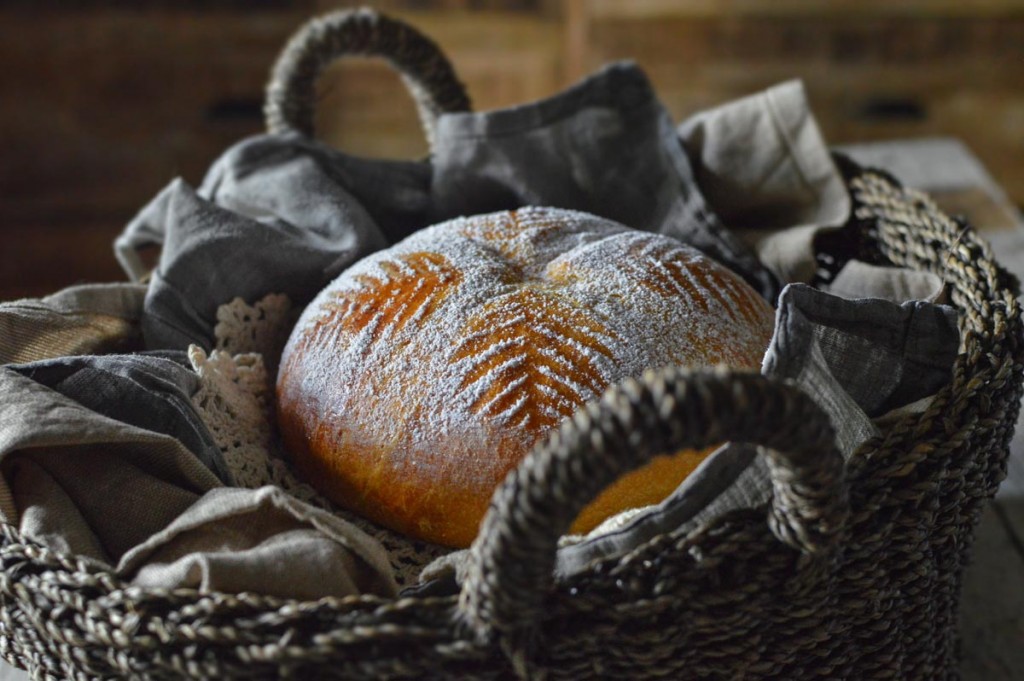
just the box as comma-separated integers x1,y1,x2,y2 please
6,353,233,485
117,178,388,351
117,71,867,356
417,282,960,589
116,62,778,352
432,63,776,298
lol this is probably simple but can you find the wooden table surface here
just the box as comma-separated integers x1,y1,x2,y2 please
0,138,1020,680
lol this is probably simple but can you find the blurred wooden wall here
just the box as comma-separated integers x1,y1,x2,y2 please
2,0,1023,299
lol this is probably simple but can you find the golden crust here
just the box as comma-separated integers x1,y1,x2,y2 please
277,208,774,548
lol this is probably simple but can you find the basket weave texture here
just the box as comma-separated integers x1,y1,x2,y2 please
2,10,1022,680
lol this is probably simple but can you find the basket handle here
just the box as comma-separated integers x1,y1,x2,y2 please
264,8,471,153
458,367,848,658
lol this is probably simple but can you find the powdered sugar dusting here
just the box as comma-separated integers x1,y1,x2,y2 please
277,207,775,544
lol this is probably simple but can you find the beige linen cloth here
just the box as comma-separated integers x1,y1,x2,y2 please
0,283,147,365
0,287,397,599
679,79,852,284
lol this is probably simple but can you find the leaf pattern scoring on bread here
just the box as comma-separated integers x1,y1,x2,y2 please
452,286,619,431
315,251,463,349
624,239,767,326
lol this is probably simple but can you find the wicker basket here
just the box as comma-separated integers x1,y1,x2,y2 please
2,10,1022,680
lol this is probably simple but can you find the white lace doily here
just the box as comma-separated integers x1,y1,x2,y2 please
188,346,275,490
213,293,294,367
190,294,451,587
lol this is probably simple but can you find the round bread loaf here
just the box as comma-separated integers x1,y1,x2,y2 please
276,207,774,548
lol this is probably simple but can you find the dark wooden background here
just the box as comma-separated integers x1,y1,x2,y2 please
3,0,1024,300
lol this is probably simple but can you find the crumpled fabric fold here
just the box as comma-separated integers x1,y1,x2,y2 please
117,62,783,353
119,178,387,351
678,79,852,284
119,486,397,598
0,363,222,564
0,352,396,599
7,352,233,485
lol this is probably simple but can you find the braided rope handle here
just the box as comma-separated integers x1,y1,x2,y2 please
459,367,848,650
265,8,471,153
